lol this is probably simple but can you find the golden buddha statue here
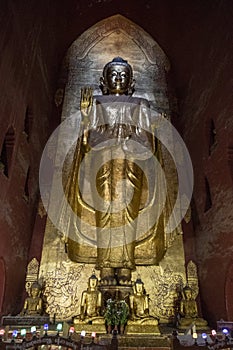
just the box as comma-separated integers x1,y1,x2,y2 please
127,277,160,334
178,285,208,330
21,282,44,316
129,277,157,324
63,57,167,286
79,273,102,321
73,273,105,332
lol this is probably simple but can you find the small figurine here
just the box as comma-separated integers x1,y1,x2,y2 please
74,272,105,327
21,282,44,316
129,277,158,325
79,273,102,321
178,285,208,329
127,277,160,334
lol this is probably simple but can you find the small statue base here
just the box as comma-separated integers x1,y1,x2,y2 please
73,318,106,334
126,318,160,335
126,322,160,335
178,318,208,330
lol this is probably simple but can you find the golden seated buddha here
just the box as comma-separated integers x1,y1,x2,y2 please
128,278,158,325
20,282,44,316
73,273,105,327
178,286,208,329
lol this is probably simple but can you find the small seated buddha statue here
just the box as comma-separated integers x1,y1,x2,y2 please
73,273,105,328
178,285,208,329
128,277,158,325
21,282,44,316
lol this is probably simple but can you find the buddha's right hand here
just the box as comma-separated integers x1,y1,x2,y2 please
80,87,93,123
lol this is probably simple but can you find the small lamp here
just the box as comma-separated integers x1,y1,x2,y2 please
11,330,18,343
192,332,198,345
31,326,36,333
211,329,218,343
20,329,26,338
222,328,229,342
69,326,75,338
12,330,18,337
31,326,37,339
56,323,63,335
43,324,49,336
91,332,96,342
81,330,86,339
0,329,5,342
202,332,208,345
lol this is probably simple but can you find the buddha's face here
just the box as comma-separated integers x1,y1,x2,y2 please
135,283,143,294
105,64,131,95
31,287,40,298
89,278,97,289
185,289,192,300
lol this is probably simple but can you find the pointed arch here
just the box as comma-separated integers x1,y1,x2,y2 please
60,14,171,121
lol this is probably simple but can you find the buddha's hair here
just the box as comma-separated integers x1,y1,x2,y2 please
135,277,144,285
89,273,98,280
31,281,42,290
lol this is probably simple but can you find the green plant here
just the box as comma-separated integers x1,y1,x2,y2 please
118,300,129,325
104,299,116,326
104,299,129,326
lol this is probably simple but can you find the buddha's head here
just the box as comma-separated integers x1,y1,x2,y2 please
30,282,41,298
100,57,134,95
183,286,192,300
89,273,98,289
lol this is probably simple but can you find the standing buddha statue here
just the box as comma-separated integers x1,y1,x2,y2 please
64,57,167,286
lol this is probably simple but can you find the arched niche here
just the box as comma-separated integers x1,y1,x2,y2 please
58,14,171,121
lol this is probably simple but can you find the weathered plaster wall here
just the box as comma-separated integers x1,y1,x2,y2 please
175,4,233,326
0,1,60,315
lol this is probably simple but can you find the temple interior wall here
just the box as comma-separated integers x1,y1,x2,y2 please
0,1,232,329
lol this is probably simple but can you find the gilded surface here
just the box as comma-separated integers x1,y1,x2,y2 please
39,225,186,321
20,281,47,317
178,284,208,330
62,95,169,271
39,15,187,321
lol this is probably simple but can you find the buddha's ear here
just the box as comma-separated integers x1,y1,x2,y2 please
100,76,108,95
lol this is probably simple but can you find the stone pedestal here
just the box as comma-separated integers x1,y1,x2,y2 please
99,334,170,348
126,322,161,335
73,316,106,334
178,317,208,330
1,315,50,326
73,322,106,334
